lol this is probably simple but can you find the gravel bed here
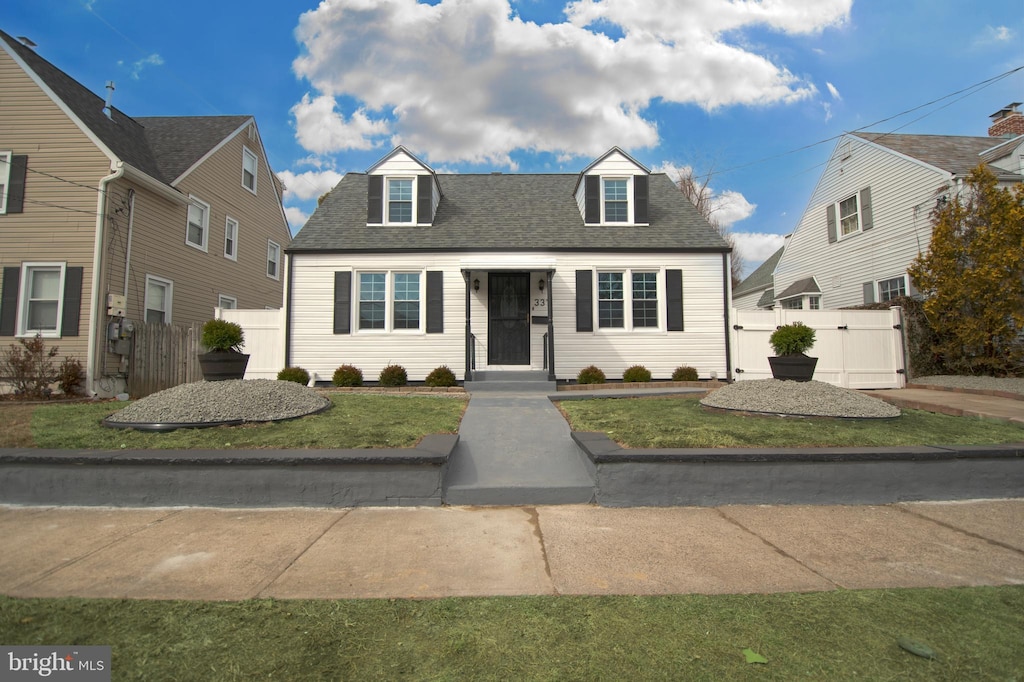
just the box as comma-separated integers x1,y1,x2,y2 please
107,379,331,425
912,375,1024,396
700,379,901,418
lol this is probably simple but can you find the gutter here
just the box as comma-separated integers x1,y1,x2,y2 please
87,162,125,397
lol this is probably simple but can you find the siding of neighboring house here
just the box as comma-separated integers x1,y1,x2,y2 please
0,48,110,361
774,135,947,309
732,289,766,310
289,251,728,382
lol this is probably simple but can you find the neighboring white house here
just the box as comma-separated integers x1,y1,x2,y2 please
284,146,733,383
772,104,1024,310
732,244,784,310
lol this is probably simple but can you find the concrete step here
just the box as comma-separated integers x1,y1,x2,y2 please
443,484,596,506
468,371,555,393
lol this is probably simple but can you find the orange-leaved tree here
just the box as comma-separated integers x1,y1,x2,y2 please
908,164,1024,376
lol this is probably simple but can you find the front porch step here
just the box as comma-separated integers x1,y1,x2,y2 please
468,370,555,393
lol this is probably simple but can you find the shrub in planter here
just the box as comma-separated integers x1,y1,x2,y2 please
378,364,408,387
278,366,310,385
425,365,457,387
577,365,606,384
201,319,244,353
672,365,699,382
57,356,84,396
332,364,363,387
768,321,817,382
198,319,248,381
622,365,652,383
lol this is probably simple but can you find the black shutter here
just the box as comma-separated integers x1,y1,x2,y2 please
633,174,649,224
666,269,684,331
334,271,352,334
60,267,83,337
367,175,383,224
860,187,874,231
0,267,20,336
863,282,875,304
575,270,593,332
417,175,433,224
584,176,600,224
6,155,27,214
826,204,837,243
426,271,443,333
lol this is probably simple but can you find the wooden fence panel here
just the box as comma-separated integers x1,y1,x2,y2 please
128,321,203,398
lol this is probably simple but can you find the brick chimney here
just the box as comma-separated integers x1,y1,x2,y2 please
988,103,1024,137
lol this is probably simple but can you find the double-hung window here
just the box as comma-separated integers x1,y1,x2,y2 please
357,272,422,331
218,294,237,310
144,275,172,324
604,178,628,222
878,276,906,302
186,196,210,251
18,263,64,337
838,193,860,236
267,240,280,280
387,178,413,223
0,151,10,214
242,147,258,194
599,270,661,330
224,217,238,261
631,272,658,327
597,273,624,328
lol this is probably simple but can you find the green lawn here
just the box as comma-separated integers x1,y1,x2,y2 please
1,587,1022,680
13,394,466,450
557,395,1024,448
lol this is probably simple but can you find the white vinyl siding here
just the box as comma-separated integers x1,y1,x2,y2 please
144,275,173,324
17,262,65,337
242,146,258,194
267,240,281,280
224,217,238,261
186,195,210,251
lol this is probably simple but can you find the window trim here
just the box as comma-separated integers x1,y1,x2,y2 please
16,262,65,338
602,177,630,224
877,275,908,303
218,294,238,310
780,296,804,310
267,240,281,281
242,146,258,195
836,192,862,239
595,268,663,332
144,274,173,325
386,176,415,225
0,151,11,214
355,270,425,333
224,216,239,261
186,195,210,252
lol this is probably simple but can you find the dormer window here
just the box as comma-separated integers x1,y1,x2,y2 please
604,178,628,222
388,178,413,223
242,147,258,195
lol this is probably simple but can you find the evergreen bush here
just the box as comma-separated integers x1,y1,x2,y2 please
425,365,457,387
622,365,652,383
277,367,311,385
378,364,408,387
672,365,699,382
332,364,364,387
576,365,607,384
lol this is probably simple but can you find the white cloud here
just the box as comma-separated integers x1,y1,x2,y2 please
651,162,756,228
277,169,345,202
826,81,841,100
982,25,1014,43
130,53,163,80
732,231,785,269
284,206,310,233
822,102,833,122
291,0,850,165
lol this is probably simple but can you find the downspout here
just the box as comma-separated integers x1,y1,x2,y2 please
722,252,733,381
121,189,136,299
86,162,125,397
546,269,555,381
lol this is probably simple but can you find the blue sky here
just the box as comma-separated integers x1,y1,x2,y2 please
4,0,1022,275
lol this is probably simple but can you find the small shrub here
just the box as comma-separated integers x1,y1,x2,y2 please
577,365,607,384
378,364,408,387
1,335,59,398
622,365,652,383
277,366,310,385
57,356,84,395
332,364,363,387
769,322,816,356
425,365,457,387
672,365,699,382
201,319,244,353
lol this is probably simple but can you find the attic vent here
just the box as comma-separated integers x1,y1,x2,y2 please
248,124,257,141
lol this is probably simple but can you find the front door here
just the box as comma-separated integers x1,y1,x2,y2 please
488,273,530,365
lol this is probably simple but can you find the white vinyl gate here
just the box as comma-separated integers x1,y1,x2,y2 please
731,307,906,389
217,308,286,380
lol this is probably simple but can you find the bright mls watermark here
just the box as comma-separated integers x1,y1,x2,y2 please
2,646,110,681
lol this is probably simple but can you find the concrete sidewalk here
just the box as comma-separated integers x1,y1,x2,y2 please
872,387,1024,424
2,500,1022,601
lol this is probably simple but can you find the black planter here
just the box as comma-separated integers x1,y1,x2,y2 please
198,351,250,381
768,354,818,382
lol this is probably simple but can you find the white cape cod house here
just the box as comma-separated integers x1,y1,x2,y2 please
283,146,732,383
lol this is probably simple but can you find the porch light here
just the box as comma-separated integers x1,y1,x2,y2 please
538,278,545,292
473,278,480,292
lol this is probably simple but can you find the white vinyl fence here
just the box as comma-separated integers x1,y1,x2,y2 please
217,308,286,380
731,307,906,389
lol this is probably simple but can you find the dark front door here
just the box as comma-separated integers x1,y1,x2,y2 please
488,273,530,365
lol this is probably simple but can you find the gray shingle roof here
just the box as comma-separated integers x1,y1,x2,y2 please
855,132,1022,178
756,288,775,307
733,245,784,296
776,277,821,299
1,29,252,187
289,172,729,252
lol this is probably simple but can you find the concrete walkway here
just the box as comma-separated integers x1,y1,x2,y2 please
2,499,1022,600
872,387,1024,424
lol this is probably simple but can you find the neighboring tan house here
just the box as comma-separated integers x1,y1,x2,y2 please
285,146,732,383
0,30,291,396
732,244,784,310
773,104,1024,310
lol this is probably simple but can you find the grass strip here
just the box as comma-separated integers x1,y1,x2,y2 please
12,394,466,450
557,395,1024,448
1,587,1022,680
